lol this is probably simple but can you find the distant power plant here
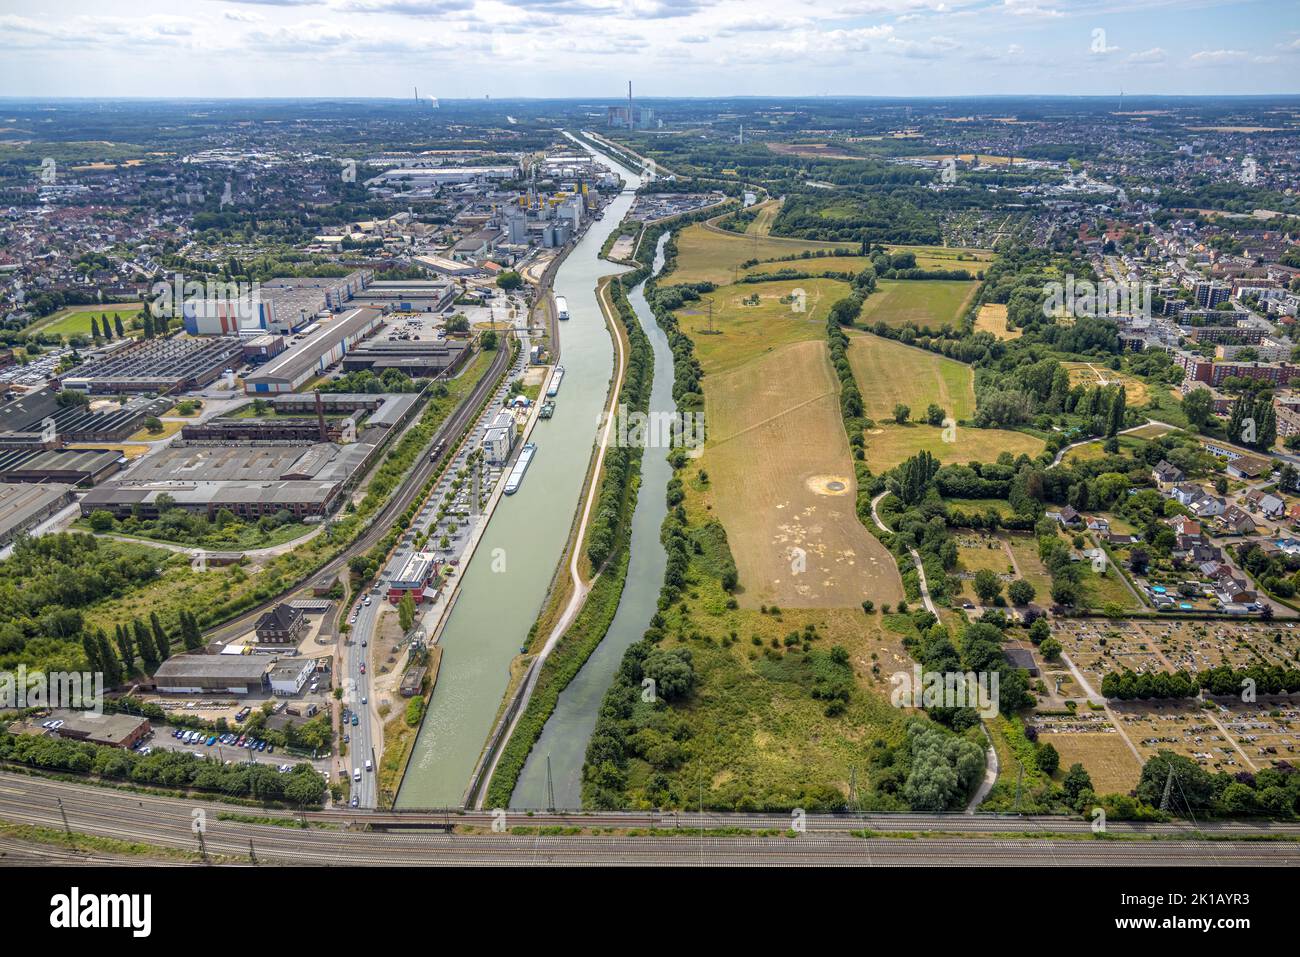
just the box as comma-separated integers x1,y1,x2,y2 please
607,80,657,130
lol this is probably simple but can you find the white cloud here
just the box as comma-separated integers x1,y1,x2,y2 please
1127,46,1165,63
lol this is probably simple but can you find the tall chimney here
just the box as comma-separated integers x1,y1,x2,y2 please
314,389,328,442
628,80,633,127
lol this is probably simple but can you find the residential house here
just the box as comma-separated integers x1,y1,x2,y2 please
1244,488,1286,518
1220,506,1257,536
254,603,306,646
1152,460,1185,488
1085,515,1111,533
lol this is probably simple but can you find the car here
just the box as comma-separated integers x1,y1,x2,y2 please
256,741,266,752
266,744,274,754
364,759,373,772
343,733,350,744
173,729,183,739
359,664,366,675
363,597,372,606
351,715,358,726
361,696,368,705
361,639,367,647
350,796,359,808
41,720,54,729
206,736,217,746
236,735,246,747
353,768,362,782
138,746,152,756
349,615,357,624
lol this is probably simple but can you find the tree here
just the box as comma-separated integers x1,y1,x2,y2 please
925,403,945,426
88,510,115,532
481,329,498,351
1036,742,1060,775
150,611,171,662
1039,636,1062,661
973,569,1003,605
1062,762,1093,807
398,593,416,633
1182,387,1213,430
1007,579,1035,606
134,619,158,672
113,316,125,338
90,316,101,340
642,648,694,700
1028,616,1051,645
495,270,523,291
893,403,911,425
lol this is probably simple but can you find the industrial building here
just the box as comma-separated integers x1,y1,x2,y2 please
341,338,470,378
269,658,315,696
364,166,516,188
414,255,480,278
46,710,151,749
354,280,457,314
182,271,372,336
0,447,124,486
58,336,245,395
388,551,438,604
243,307,384,394
0,482,73,545
152,655,273,695
79,441,373,521
0,387,172,445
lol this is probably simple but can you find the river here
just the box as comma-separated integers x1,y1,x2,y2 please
396,141,641,808
511,232,674,809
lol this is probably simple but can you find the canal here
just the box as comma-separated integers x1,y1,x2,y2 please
511,232,675,810
396,141,641,808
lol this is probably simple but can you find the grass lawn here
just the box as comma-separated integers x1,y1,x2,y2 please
1062,362,1155,406
744,199,782,236
666,221,855,285
856,279,979,332
677,277,849,375
25,304,143,341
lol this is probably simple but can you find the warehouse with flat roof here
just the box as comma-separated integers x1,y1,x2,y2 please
0,447,124,486
243,307,384,394
58,336,244,395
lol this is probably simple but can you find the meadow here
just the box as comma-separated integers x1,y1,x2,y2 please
856,279,979,331
25,304,144,341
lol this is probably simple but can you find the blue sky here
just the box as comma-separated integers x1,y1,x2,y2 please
0,0,1296,98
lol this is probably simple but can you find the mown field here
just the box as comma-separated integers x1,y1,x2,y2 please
1062,361,1156,406
25,304,144,340
676,277,846,374
846,332,1043,472
667,221,855,285
973,303,1020,340
856,279,979,332
694,337,904,609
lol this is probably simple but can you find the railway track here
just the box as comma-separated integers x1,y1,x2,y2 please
1,773,1296,866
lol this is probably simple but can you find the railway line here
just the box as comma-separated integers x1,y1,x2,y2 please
203,341,512,644
1,773,1296,866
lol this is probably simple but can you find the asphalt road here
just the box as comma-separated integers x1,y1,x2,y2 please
1,773,1297,866
204,337,512,645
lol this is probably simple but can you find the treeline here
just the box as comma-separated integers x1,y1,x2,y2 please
0,533,163,666
586,278,653,568
0,730,327,806
1100,663,1300,702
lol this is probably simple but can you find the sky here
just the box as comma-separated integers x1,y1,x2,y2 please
0,0,1296,99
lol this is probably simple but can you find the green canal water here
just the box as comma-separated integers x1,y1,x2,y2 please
510,232,674,809
396,144,641,808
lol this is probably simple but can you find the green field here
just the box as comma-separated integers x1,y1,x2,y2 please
677,277,849,375
25,304,144,341
667,221,855,285
856,279,978,332
847,332,1044,472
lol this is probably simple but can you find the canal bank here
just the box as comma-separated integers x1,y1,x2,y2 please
395,142,641,808
510,232,675,810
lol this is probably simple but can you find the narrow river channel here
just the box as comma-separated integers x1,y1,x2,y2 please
511,232,675,810
396,142,641,808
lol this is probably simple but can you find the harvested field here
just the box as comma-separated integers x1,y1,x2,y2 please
697,338,904,609
973,303,1020,340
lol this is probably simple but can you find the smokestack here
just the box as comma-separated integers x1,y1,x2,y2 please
628,80,633,127
314,389,328,442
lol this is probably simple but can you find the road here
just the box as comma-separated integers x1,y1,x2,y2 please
203,338,511,646
0,773,1295,866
